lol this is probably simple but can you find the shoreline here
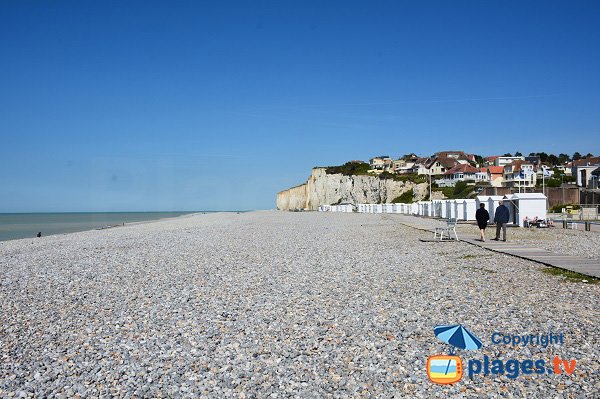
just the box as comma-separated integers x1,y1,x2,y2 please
0,211,250,243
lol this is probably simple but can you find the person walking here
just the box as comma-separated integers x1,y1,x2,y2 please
475,203,490,241
493,200,510,241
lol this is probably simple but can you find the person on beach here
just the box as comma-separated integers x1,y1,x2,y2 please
475,203,490,241
493,200,510,241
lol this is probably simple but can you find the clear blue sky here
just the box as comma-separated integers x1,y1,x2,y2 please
1,1,599,212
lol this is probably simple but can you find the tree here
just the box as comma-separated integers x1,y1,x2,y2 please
536,152,548,163
515,151,523,157
558,153,570,164
547,154,559,166
573,152,582,160
546,178,561,188
474,154,484,166
585,153,594,158
529,152,536,156
502,153,512,157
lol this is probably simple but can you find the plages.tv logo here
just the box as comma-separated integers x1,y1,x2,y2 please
427,325,578,384
426,324,482,385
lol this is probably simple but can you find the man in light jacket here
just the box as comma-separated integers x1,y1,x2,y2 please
493,200,510,241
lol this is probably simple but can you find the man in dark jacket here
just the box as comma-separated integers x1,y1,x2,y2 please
493,200,510,241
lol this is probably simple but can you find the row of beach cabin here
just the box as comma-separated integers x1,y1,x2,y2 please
318,193,547,227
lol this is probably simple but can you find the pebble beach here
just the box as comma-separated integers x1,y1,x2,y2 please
1,211,598,398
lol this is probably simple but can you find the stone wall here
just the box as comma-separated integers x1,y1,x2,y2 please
480,186,580,207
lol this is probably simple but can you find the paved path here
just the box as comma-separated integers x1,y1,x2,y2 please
460,238,600,278
388,215,600,279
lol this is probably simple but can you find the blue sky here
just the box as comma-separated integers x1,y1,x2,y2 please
1,1,599,211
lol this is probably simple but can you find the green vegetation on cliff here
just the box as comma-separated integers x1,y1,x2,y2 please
377,172,426,183
392,189,414,203
434,181,475,199
325,162,370,176
325,162,425,183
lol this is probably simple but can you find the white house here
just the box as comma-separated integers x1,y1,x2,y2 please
369,156,393,173
393,159,418,174
503,160,536,189
436,164,482,187
574,164,600,188
494,156,525,167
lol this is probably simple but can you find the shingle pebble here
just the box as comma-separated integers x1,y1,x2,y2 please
0,211,598,398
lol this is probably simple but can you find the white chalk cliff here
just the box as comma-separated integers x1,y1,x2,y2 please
277,168,431,211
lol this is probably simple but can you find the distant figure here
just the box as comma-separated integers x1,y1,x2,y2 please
36,232,42,238
493,200,510,241
475,203,490,242
524,216,530,228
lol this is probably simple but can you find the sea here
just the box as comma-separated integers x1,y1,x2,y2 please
0,212,196,242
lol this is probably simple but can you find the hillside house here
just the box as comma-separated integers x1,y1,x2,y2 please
571,157,600,187
369,156,393,172
503,160,536,188
495,156,525,167
393,159,417,174
480,166,504,187
417,153,470,176
436,164,483,187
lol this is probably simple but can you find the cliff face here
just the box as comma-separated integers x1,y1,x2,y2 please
277,168,430,211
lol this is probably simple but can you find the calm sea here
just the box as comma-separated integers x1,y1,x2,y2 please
0,212,196,242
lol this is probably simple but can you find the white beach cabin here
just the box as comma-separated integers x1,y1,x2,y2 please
463,199,477,221
505,193,548,227
485,196,505,223
446,200,456,220
440,200,448,219
475,196,491,222
421,201,430,217
499,196,517,225
455,199,466,220
411,203,419,215
433,200,442,218
475,195,502,223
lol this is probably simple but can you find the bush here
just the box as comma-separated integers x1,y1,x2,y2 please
378,171,396,180
378,172,426,183
325,163,428,183
550,203,581,213
537,176,576,188
392,189,414,203
546,178,561,188
325,162,370,176
440,181,475,199
394,173,427,183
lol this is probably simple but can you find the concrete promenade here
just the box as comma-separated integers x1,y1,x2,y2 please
389,214,600,279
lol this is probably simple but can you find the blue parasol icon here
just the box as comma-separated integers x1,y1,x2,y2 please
434,324,483,375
